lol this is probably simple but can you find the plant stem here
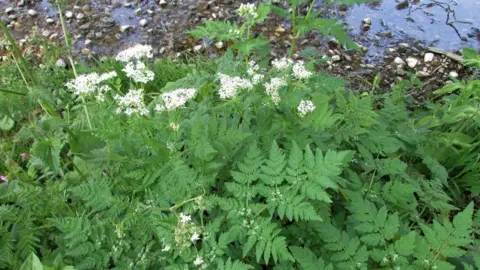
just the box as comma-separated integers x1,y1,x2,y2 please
0,88,27,96
81,96,93,129
288,3,298,58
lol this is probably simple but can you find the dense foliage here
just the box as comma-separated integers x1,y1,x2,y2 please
1,1,480,270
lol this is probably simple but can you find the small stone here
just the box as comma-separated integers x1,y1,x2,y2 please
5,7,15,14
85,39,92,45
160,0,167,7
18,0,25,7
120,25,132,33
424,52,434,62
394,57,406,65
27,9,37,16
76,13,85,20
65,11,73,18
159,47,166,54
135,8,142,14
124,2,133,8
82,5,91,13
396,66,405,76
46,18,55,24
139,19,149,27
406,57,418,68
193,45,203,52
398,43,409,51
386,48,396,54
362,18,372,25
42,30,51,37
147,9,154,15
55,58,67,68
331,55,341,62
275,26,286,33
416,71,430,77
8,14,17,20
81,48,90,55
215,41,224,49
328,38,339,47
361,24,371,31
449,71,458,78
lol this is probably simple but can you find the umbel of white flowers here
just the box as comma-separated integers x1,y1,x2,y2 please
115,44,153,63
155,88,197,112
114,89,148,116
297,100,316,117
65,71,117,98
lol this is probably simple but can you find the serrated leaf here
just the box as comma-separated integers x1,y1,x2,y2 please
31,138,63,173
20,253,43,270
394,231,416,256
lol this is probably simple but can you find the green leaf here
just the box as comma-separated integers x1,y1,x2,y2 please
186,20,237,41
0,113,14,131
256,3,271,23
20,253,43,270
290,246,322,270
394,231,416,256
69,131,106,155
231,37,270,55
31,138,63,173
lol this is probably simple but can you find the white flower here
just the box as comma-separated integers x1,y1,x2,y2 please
170,122,180,131
114,89,148,116
264,77,287,104
247,60,259,76
297,100,316,117
292,61,312,80
161,245,171,252
156,88,197,111
123,62,155,83
167,141,175,152
96,85,111,102
218,73,253,99
193,256,204,266
65,71,117,96
272,57,293,70
179,212,191,223
252,74,265,85
115,44,153,63
191,232,200,242
237,3,258,19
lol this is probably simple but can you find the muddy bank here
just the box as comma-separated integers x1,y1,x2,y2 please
0,0,479,95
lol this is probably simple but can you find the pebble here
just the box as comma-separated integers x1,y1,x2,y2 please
362,18,372,25
416,71,430,77
139,19,149,27
76,13,85,20
215,41,224,49
193,45,203,52
5,7,15,14
65,11,74,19
449,71,459,78
394,57,406,65
135,8,142,14
46,18,55,24
398,43,409,51
386,48,396,54
406,57,418,68
275,26,286,33
159,47,166,54
424,53,434,62
81,48,90,55
160,0,167,7
55,58,67,68
331,55,341,62
120,25,132,33
42,30,51,37
85,39,92,45
27,9,37,16
396,66,405,76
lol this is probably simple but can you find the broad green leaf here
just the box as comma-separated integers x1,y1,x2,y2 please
20,253,43,270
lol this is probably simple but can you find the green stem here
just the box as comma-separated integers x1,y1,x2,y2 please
0,88,26,96
288,3,298,58
80,96,93,130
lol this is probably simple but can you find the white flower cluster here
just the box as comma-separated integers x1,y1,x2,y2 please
297,100,316,117
247,61,265,84
123,62,155,83
174,212,202,249
115,44,153,63
237,3,258,19
65,71,117,97
272,57,293,70
155,88,197,112
114,89,148,116
218,73,253,99
264,77,287,104
292,61,312,80
193,256,204,266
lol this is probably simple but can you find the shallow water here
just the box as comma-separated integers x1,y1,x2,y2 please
343,0,479,52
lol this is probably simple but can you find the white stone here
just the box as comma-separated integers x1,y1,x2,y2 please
215,41,224,49
331,55,341,62
386,48,396,54
42,30,51,37
85,39,92,45
120,25,132,33
449,71,459,78
160,0,167,7
139,19,149,27
424,53,434,62
406,57,418,68
193,45,203,52
398,43,409,50
362,18,371,25
76,13,85,20
5,7,15,14
416,71,430,77
65,11,73,18
46,18,55,24
27,9,37,16
394,57,406,65
135,8,142,14
159,47,166,54
55,58,67,68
